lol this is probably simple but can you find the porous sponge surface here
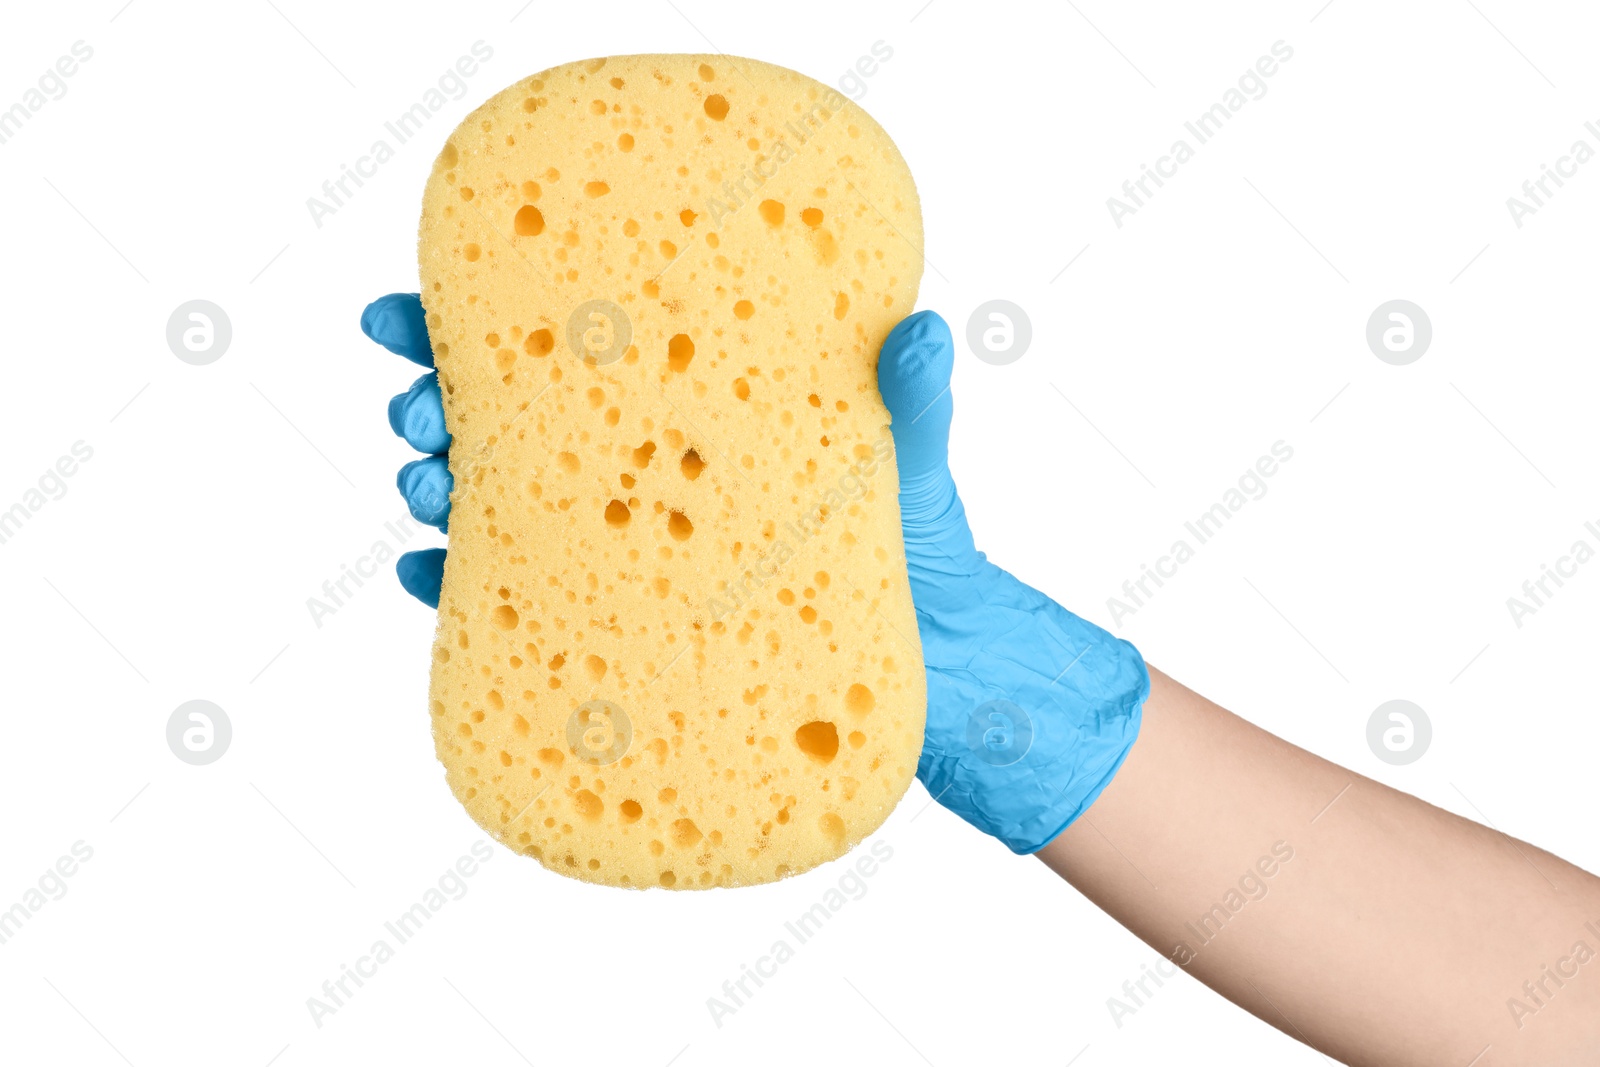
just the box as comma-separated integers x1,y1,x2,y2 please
417,55,925,889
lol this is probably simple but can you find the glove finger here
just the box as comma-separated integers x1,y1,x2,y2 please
398,455,453,530
388,372,451,454
878,310,969,541
879,310,954,484
362,293,434,367
396,548,445,608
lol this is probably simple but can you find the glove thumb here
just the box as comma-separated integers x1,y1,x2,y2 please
878,311,978,562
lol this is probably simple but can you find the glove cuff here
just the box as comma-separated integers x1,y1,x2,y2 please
915,582,1149,854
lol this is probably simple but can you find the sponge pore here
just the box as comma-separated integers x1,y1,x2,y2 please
417,54,925,889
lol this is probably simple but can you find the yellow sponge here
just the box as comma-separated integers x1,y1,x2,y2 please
416,54,925,889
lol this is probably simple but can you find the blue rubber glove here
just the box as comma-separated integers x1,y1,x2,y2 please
365,294,1149,852
363,292,449,607
878,311,1148,852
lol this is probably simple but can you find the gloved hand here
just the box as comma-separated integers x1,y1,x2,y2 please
363,294,1149,853
361,292,449,607
877,310,1148,852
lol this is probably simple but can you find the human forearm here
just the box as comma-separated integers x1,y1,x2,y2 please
1039,666,1600,1066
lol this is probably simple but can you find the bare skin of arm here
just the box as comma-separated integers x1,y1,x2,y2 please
1038,665,1600,1066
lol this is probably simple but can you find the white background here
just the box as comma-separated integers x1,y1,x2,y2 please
2,1,1597,1064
